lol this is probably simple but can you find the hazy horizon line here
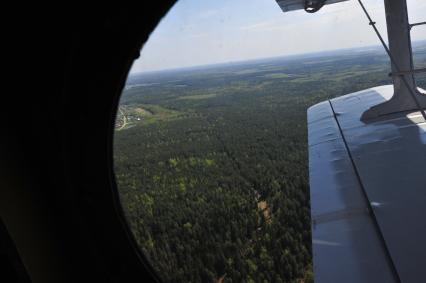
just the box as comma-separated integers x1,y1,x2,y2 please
129,39,426,76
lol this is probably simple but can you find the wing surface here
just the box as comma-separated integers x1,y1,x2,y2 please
308,85,426,282
275,0,348,12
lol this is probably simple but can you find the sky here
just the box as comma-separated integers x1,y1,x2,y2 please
130,0,426,73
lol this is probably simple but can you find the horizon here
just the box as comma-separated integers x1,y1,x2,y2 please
128,40,426,77
129,0,426,74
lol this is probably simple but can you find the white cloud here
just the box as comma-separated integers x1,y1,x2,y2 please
197,9,221,19
130,0,426,73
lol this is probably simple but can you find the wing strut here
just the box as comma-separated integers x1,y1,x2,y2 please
357,0,426,121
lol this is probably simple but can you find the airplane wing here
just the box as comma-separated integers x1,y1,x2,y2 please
276,0,349,13
275,1,426,281
308,85,426,282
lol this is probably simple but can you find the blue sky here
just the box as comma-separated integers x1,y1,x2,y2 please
130,0,426,73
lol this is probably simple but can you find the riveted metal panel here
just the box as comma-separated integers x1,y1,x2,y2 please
308,97,397,282
330,85,426,282
275,0,348,13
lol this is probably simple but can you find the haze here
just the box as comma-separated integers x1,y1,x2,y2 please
130,0,426,73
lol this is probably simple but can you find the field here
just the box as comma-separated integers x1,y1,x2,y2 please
114,42,426,283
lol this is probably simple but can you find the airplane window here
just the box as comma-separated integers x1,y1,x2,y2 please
414,40,426,89
113,0,426,282
407,0,426,89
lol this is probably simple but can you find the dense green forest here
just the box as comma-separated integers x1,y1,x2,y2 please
114,44,426,283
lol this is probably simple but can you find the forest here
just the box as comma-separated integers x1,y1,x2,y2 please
114,43,426,283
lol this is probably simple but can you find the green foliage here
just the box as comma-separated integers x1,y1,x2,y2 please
114,45,426,283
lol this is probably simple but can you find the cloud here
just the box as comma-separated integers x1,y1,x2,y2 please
130,0,426,73
240,19,284,32
188,32,209,38
197,9,220,19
